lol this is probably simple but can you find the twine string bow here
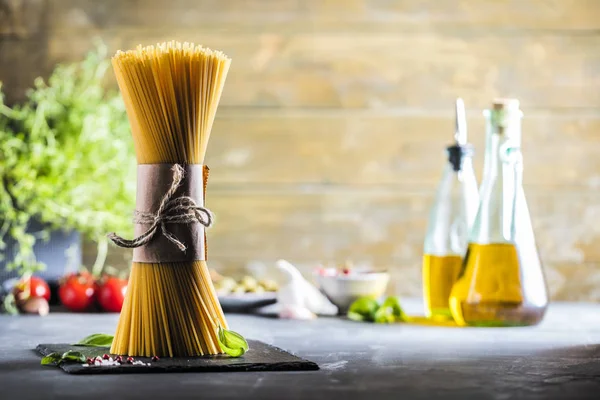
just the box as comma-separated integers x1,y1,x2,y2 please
108,164,212,252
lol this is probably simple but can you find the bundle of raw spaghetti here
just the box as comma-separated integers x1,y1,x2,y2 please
108,41,231,357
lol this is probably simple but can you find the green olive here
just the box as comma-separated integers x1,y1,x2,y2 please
253,285,265,294
240,276,258,288
259,279,279,292
218,277,237,290
215,287,232,296
232,285,246,295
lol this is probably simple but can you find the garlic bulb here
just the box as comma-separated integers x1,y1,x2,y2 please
275,259,338,319
21,296,49,316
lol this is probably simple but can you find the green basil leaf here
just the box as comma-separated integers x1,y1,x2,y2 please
2,293,18,315
217,326,249,358
75,333,114,347
347,311,368,322
41,352,61,365
347,296,379,322
374,296,405,324
374,307,395,324
383,296,405,320
60,350,86,363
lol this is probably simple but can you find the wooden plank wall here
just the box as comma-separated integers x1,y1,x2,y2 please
2,0,600,301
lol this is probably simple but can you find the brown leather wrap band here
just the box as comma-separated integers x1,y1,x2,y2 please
132,164,209,263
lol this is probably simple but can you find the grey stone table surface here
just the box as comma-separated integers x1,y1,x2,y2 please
1,299,600,400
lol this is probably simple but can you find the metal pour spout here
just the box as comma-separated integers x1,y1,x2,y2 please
454,98,468,145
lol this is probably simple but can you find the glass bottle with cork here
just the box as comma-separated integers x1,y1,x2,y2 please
449,98,548,327
422,99,479,320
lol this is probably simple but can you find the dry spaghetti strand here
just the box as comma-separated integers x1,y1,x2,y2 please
110,41,231,357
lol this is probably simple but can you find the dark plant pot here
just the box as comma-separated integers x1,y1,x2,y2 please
0,220,81,285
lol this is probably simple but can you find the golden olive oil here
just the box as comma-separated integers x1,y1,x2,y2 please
423,254,463,320
449,243,545,327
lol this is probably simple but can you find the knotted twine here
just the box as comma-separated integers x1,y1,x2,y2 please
108,164,212,253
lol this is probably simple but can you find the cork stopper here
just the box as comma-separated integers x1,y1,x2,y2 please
492,98,520,112
490,98,521,132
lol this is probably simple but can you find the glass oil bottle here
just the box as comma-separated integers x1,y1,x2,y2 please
422,99,479,320
449,99,548,327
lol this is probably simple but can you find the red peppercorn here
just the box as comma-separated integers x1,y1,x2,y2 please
94,356,103,363
102,354,110,360
151,356,159,362
115,356,123,363
86,357,94,365
126,356,134,364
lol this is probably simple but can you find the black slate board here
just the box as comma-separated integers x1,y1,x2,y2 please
36,340,319,375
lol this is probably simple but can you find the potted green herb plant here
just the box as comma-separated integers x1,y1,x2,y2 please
0,42,136,310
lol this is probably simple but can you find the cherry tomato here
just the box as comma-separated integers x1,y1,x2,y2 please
97,276,128,313
58,273,96,312
13,276,51,303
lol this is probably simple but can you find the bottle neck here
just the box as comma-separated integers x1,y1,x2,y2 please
470,109,524,244
424,148,479,256
482,108,522,177
446,144,474,172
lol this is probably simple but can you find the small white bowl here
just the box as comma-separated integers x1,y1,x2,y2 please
315,270,390,313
